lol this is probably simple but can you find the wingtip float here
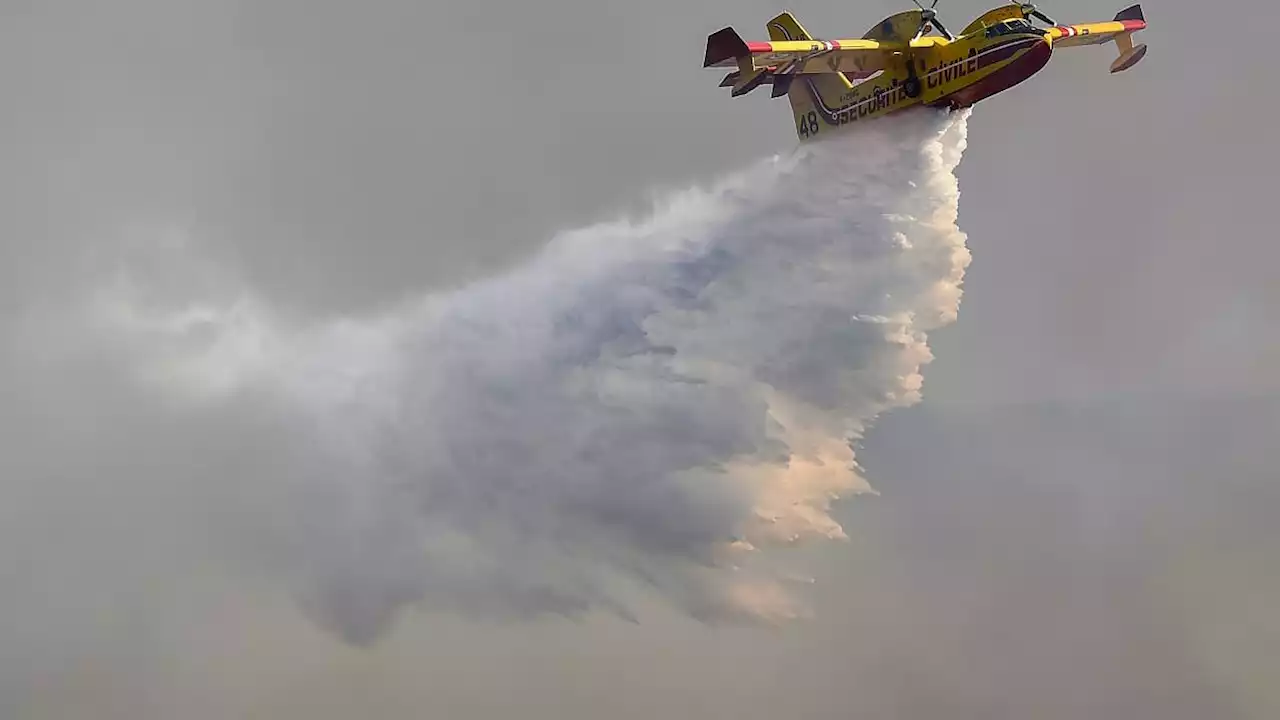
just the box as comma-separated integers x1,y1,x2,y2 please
703,2,1148,141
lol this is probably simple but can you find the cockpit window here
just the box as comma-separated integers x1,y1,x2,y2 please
986,18,1035,37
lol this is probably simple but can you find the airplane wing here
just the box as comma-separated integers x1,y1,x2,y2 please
1045,4,1148,72
704,27,896,96
703,28,892,72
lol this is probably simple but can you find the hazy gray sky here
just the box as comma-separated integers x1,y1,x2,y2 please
1,0,1276,717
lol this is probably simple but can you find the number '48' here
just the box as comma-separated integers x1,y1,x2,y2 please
798,110,819,137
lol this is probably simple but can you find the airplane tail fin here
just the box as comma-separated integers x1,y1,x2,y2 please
1110,4,1147,72
1113,3,1144,22
703,26,749,68
703,27,772,96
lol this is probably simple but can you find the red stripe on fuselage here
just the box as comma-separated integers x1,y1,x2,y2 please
747,39,847,55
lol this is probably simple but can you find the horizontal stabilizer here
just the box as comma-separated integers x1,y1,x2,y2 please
718,70,796,98
1114,4,1144,22
731,68,769,96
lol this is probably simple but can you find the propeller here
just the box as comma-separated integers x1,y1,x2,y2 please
1019,3,1058,26
910,0,955,40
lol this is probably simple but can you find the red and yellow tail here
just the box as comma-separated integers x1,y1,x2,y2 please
1045,3,1148,73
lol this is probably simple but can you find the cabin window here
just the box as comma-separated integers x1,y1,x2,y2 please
986,18,1033,37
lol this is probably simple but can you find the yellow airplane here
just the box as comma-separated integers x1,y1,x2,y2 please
703,2,1148,141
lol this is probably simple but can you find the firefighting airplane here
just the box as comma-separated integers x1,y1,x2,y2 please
703,2,1148,141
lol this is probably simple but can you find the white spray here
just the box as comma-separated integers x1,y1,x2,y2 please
91,107,972,644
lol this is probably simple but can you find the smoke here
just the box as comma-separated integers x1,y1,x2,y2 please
62,107,971,645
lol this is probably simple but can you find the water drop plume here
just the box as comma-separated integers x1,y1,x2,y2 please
92,107,973,644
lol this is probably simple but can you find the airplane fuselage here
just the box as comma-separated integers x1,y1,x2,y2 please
705,4,1147,143
793,30,1052,137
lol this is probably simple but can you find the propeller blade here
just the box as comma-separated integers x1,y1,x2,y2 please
1032,10,1057,25
932,16,955,40
1020,3,1057,26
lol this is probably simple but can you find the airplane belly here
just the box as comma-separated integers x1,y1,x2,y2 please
928,35,1053,108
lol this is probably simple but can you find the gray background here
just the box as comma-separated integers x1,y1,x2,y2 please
1,0,1275,717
